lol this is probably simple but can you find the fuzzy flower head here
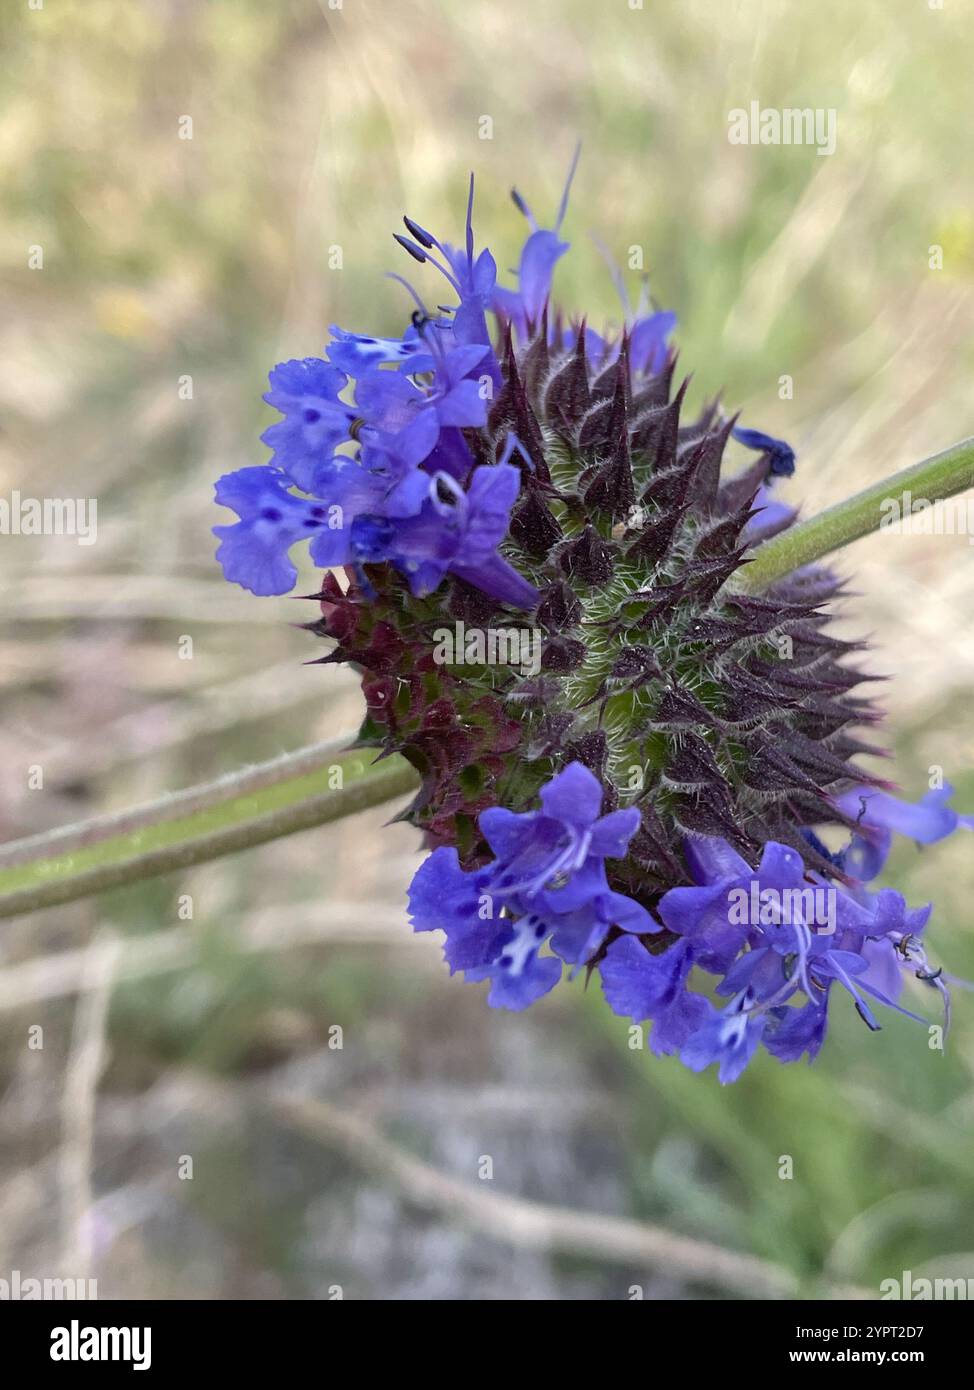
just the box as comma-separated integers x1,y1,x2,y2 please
213,153,971,1082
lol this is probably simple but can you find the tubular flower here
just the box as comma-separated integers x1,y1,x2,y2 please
214,155,971,1081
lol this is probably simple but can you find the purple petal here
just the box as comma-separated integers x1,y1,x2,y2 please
836,785,967,845
600,934,690,1020
518,229,569,323
538,761,604,827
588,808,641,859
683,836,751,886
449,552,539,609
764,1001,829,1063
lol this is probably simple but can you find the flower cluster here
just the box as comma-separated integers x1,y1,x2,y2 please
214,154,971,1082
409,761,651,1009
213,183,535,609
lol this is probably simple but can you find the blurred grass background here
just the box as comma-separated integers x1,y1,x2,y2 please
1,0,973,1299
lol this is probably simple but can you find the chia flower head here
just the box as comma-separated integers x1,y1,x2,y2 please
214,153,972,1082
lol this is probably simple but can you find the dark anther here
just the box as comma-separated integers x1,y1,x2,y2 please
403,216,435,249
393,233,427,264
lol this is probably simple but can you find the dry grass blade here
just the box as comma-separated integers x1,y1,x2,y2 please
273,1093,869,1301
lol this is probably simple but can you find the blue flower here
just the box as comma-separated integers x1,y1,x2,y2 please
836,783,974,881
214,454,537,607
408,762,652,1009
732,427,797,543
326,321,432,375
762,999,829,1064
260,358,355,491
440,176,502,361
493,145,580,338
584,243,676,374
217,178,542,608
732,426,796,478
352,462,539,607
600,934,710,1055
680,995,767,1084
563,311,676,378
212,443,420,596
599,831,955,1082
353,343,491,471
742,483,798,545
629,310,677,375
394,176,502,386
212,466,351,597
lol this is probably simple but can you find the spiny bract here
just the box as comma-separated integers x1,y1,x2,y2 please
213,155,971,1083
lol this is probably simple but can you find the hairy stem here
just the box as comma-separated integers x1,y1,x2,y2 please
0,741,418,920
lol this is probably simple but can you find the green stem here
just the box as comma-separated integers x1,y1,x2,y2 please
0,741,418,920
739,434,974,592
